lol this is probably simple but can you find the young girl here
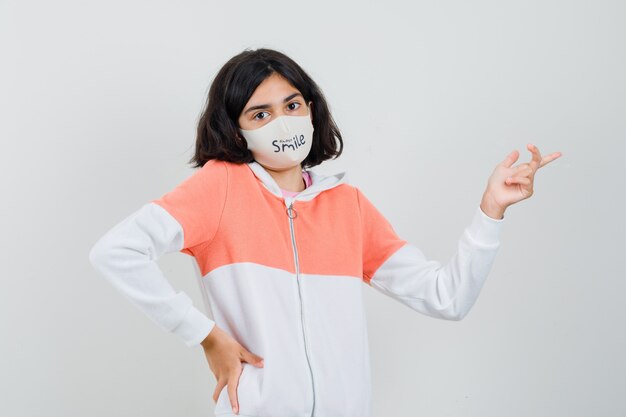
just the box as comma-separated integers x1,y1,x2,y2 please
89,48,561,417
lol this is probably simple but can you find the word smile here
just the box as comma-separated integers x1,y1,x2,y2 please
272,134,306,153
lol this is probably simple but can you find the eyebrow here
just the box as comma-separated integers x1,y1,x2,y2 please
243,92,303,115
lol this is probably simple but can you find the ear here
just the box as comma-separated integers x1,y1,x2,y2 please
308,101,314,121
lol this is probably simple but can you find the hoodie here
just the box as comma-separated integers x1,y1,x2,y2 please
88,159,505,417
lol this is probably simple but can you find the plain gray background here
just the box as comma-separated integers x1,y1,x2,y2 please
2,0,624,416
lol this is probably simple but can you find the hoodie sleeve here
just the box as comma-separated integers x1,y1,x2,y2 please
356,187,505,321
150,160,229,255
88,160,228,347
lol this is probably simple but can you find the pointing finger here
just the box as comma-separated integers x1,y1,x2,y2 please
539,151,563,168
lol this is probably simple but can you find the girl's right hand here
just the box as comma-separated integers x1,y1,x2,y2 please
200,325,265,415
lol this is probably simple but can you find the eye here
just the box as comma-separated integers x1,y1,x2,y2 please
288,101,301,111
253,111,269,120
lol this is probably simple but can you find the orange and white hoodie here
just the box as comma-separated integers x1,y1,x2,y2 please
89,159,505,417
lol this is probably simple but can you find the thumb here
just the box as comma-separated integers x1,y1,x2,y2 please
500,149,519,168
242,350,265,367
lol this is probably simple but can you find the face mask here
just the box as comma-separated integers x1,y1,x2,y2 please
239,112,314,170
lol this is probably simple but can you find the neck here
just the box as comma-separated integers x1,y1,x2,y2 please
263,164,305,192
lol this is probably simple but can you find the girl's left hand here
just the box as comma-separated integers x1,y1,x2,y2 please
481,143,562,218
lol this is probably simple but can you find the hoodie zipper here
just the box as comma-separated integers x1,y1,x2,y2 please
285,197,316,417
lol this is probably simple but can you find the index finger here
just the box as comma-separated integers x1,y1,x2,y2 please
539,151,563,168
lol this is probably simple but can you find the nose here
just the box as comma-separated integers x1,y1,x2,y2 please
278,115,289,133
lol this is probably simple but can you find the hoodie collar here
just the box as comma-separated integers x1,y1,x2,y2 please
246,161,349,202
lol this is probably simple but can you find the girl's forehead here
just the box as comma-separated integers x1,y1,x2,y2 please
250,73,299,99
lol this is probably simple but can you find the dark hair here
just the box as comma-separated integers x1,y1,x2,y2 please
189,48,344,169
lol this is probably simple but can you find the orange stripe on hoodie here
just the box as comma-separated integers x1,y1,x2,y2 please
152,159,406,282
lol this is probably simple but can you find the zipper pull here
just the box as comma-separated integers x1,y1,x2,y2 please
286,201,298,219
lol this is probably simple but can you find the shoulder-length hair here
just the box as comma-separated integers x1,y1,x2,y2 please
189,48,344,169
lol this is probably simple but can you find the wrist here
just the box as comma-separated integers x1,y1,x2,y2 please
200,324,218,350
480,192,506,220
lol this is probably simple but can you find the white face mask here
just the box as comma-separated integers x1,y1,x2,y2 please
239,111,314,170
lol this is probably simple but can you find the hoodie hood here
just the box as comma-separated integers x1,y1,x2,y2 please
246,161,349,202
